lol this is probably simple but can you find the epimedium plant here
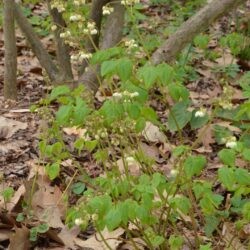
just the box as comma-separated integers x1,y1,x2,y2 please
26,0,250,249
36,63,250,249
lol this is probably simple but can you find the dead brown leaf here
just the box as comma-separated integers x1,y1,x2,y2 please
8,226,31,250
142,122,166,143
0,116,27,139
74,227,125,250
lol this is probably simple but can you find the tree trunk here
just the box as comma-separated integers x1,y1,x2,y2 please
151,0,246,65
3,0,17,100
78,0,110,76
14,2,60,82
78,3,125,92
47,0,73,81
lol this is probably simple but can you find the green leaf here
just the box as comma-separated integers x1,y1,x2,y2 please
218,166,235,190
126,103,141,119
168,101,192,132
137,65,158,89
16,213,25,222
141,107,158,122
190,112,209,129
51,142,63,155
169,235,183,250
74,138,85,153
85,140,98,152
2,187,14,202
168,83,189,101
242,202,250,220
36,223,49,234
151,235,165,247
56,105,72,125
218,149,235,167
173,145,189,157
72,182,86,195
73,98,90,125
194,34,209,49
204,215,219,237
117,58,133,81
199,243,212,250
91,47,122,64
242,148,250,161
235,168,250,185
135,117,146,132
184,155,206,178
50,85,70,101
101,60,117,77
29,227,38,242
45,162,60,180
105,206,121,231
157,63,174,85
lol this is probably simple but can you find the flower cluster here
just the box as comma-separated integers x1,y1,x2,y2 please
124,39,138,50
51,1,65,12
69,14,83,22
51,25,57,31
219,86,234,110
194,108,206,118
83,22,98,35
73,0,85,6
94,128,108,140
71,51,92,63
102,6,114,15
125,156,136,165
121,0,140,5
112,91,139,100
224,136,237,149
60,30,71,38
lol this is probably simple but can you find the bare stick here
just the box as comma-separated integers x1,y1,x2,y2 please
14,2,60,82
3,0,17,100
151,0,246,64
47,0,73,80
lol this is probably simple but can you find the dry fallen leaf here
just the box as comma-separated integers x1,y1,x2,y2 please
222,222,246,250
74,227,125,250
117,158,141,176
8,226,31,250
0,116,27,139
142,122,166,143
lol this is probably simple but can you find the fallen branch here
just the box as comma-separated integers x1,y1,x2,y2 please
151,0,246,64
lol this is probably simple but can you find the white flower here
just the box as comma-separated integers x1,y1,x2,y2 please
125,39,138,50
225,136,237,148
51,25,57,31
60,30,71,38
79,52,92,60
90,29,98,35
87,22,95,30
112,92,123,100
75,218,84,226
70,14,82,22
126,156,136,165
195,109,206,118
70,54,79,62
170,169,178,178
102,6,114,15
130,92,139,98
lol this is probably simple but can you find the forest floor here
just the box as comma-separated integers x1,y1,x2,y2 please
0,1,250,250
